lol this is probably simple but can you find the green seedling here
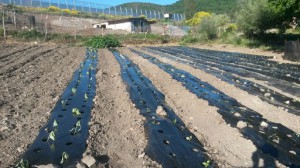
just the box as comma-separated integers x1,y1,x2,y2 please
70,121,81,135
88,83,91,88
87,71,90,75
61,100,67,108
72,108,81,116
77,79,80,84
15,159,29,168
53,120,58,129
186,136,192,141
172,119,177,124
90,77,93,81
79,73,83,78
84,93,88,101
202,160,211,168
60,152,69,164
71,87,76,95
47,131,55,142
80,63,84,68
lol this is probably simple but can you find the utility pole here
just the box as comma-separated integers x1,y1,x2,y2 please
2,8,6,40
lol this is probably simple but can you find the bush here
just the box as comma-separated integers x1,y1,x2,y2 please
235,0,276,36
12,29,43,40
70,9,79,15
198,14,230,40
48,6,60,12
62,9,72,15
85,36,121,48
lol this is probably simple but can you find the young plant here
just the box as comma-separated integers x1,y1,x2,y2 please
88,83,91,88
172,119,177,124
47,131,55,142
71,87,76,95
60,152,69,164
15,159,29,168
186,136,192,141
72,108,81,116
61,100,67,108
87,71,90,75
84,93,88,101
53,120,58,129
70,121,81,135
202,160,211,168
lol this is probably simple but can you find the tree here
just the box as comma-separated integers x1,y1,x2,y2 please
268,0,300,29
184,0,198,20
235,0,276,36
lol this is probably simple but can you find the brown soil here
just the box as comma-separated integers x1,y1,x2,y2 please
119,47,300,167
83,49,160,167
0,44,85,167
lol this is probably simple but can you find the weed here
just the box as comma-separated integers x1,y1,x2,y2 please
85,36,121,48
60,152,69,164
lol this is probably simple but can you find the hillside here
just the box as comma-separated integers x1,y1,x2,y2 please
117,0,238,15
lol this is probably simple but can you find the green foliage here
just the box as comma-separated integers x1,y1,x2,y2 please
60,152,69,164
202,160,211,168
12,29,43,40
184,0,198,20
85,36,121,48
186,11,211,26
48,6,60,12
198,14,230,39
235,0,277,35
15,159,29,168
72,108,81,116
268,0,300,22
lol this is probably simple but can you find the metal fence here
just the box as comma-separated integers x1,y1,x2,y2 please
0,0,185,21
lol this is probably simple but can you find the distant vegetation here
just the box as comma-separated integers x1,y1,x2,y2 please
117,0,238,15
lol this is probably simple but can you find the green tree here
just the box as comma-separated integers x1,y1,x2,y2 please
184,0,198,20
268,0,300,29
198,13,230,39
235,0,276,36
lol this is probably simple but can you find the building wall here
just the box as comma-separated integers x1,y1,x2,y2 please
107,22,132,32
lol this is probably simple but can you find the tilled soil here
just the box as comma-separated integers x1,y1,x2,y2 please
119,47,300,167
1,44,299,168
83,49,160,168
0,44,85,167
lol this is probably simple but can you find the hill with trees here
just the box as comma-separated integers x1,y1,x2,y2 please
117,0,238,16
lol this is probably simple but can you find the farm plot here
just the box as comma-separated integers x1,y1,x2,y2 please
119,47,300,167
1,44,300,167
0,44,85,167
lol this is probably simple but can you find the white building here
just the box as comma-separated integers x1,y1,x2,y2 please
94,18,155,33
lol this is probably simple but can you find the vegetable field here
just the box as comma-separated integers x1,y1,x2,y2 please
0,44,299,167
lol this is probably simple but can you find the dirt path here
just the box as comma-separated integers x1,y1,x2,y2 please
133,47,300,135
83,49,160,168
119,48,276,167
0,44,85,167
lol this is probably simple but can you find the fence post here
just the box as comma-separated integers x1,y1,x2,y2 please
20,0,22,6
125,8,127,16
89,2,91,14
114,6,116,15
81,1,83,12
2,8,6,40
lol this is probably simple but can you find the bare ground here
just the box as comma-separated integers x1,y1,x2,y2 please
0,44,85,167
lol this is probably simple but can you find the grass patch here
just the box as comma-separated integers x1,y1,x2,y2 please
85,36,121,48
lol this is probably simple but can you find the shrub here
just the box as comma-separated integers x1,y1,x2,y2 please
63,9,72,15
48,6,60,12
198,13,230,40
70,9,79,15
186,11,211,26
85,36,121,48
12,29,43,40
225,23,237,33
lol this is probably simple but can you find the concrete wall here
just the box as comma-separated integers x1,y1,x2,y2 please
107,22,132,32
